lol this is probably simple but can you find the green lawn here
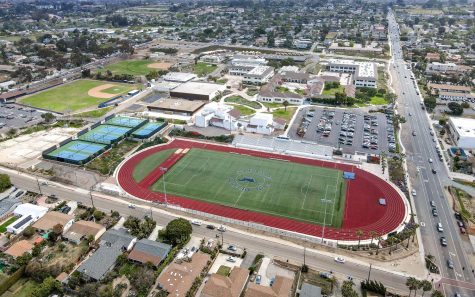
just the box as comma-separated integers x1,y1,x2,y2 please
0,216,18,233
269,107,297,121
1,279,38,297
133,149,176,182
322,86,345,96
19,80,136,112
217,266,231,276
261,102,285,109
224,96,261,109
103,59,154,76
193,62,217,77
150,148,346,227
369,96,387,105
228,104,255,116
73,106,113,118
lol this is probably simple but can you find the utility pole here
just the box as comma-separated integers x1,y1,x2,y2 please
89,185,95,208
35,177,42,195
303,246,306,266
367,263,372,281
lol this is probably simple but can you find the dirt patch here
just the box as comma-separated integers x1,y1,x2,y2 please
87,84,118,99
147,62,173,70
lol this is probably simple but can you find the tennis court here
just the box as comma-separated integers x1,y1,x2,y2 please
78,124,133,144
131,122,166,139
105,116,147,128
46,140,107,164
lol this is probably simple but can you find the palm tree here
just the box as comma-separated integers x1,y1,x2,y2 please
431,290,444,297
356,229,364,248
420,280,432,297
283,100,289,111
406,277,419,297
369,230,378,246
375,236,383,255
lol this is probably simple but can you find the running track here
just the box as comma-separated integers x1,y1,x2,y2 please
116,139,407,241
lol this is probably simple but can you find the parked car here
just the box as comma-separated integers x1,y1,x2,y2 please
226,256,236,263
447,259,454,269
440,237,447,246
436,223,443,232
206,224,215,230
191,220,202,226
227,245,237,252
218,225,226,232
256,275,262,285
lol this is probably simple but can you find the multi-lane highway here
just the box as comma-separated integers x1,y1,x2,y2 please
388,10,475,297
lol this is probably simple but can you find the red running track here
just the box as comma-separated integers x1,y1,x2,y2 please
116,139,407,241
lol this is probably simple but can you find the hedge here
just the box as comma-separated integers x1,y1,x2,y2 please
0,266,25,295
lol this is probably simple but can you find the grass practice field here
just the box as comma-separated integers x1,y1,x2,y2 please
103,59,154,75
19,80,137,112
137,148,347,227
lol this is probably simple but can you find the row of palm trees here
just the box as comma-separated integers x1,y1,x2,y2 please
352,224,419,254
406,277,443,297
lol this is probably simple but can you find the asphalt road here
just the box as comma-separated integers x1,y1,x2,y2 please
0,166,415,294
388,10,475,297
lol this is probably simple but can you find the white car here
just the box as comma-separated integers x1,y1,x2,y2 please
218,225,226,232
226,256,236,263
334,257,346,263
412,189,417,196
191,220,202,226
128,204,136,209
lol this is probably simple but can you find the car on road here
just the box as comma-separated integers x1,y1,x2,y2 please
217,225,226,232
191,220,202,226
430,201,435,207
411,189,417,196
447,259,454,269
431,168,437,174
432,208,438,217
128,204,136,209
256,275,262,285
440,237,447,246
206,224,215,230
412,131,416,136
226,256,236,263
334,257,345,263
227,245,237,252
428,158,433,163
436,223,443,232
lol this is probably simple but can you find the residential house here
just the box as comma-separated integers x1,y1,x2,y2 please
32,211,74,234
157,251,211,297
127,239,172,267
63,220,106,244
4,240,34,258
77,229,136,281
200,267,249,297
6,203,48,234
245,276,293,297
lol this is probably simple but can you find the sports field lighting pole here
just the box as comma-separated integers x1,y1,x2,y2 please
35,176,42,195
160,167,168,206
321,199,328,243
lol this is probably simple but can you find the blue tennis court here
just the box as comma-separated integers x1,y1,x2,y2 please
105,116,147,128
46,140,107,164
79,124,133,144
132,122,166,139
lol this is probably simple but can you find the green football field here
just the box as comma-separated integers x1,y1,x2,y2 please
19,79,137,112
103,59,154,76
142,148,346,227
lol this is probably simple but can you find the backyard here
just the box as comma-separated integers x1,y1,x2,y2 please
0,216,17,233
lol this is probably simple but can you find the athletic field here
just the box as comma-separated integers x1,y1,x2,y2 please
136,148,346,227
103,59,156,76
19,79,137,112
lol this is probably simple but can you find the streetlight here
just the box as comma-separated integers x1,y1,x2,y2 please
160,167,168,206
89,184,96,208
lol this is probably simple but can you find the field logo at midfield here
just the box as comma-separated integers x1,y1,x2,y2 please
229,168,272,192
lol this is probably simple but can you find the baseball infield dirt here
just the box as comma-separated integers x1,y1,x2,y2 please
147,62,173,70
87,84,118,99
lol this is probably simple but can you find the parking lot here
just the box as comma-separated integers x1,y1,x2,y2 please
0,103,44,133
288,106,396,154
